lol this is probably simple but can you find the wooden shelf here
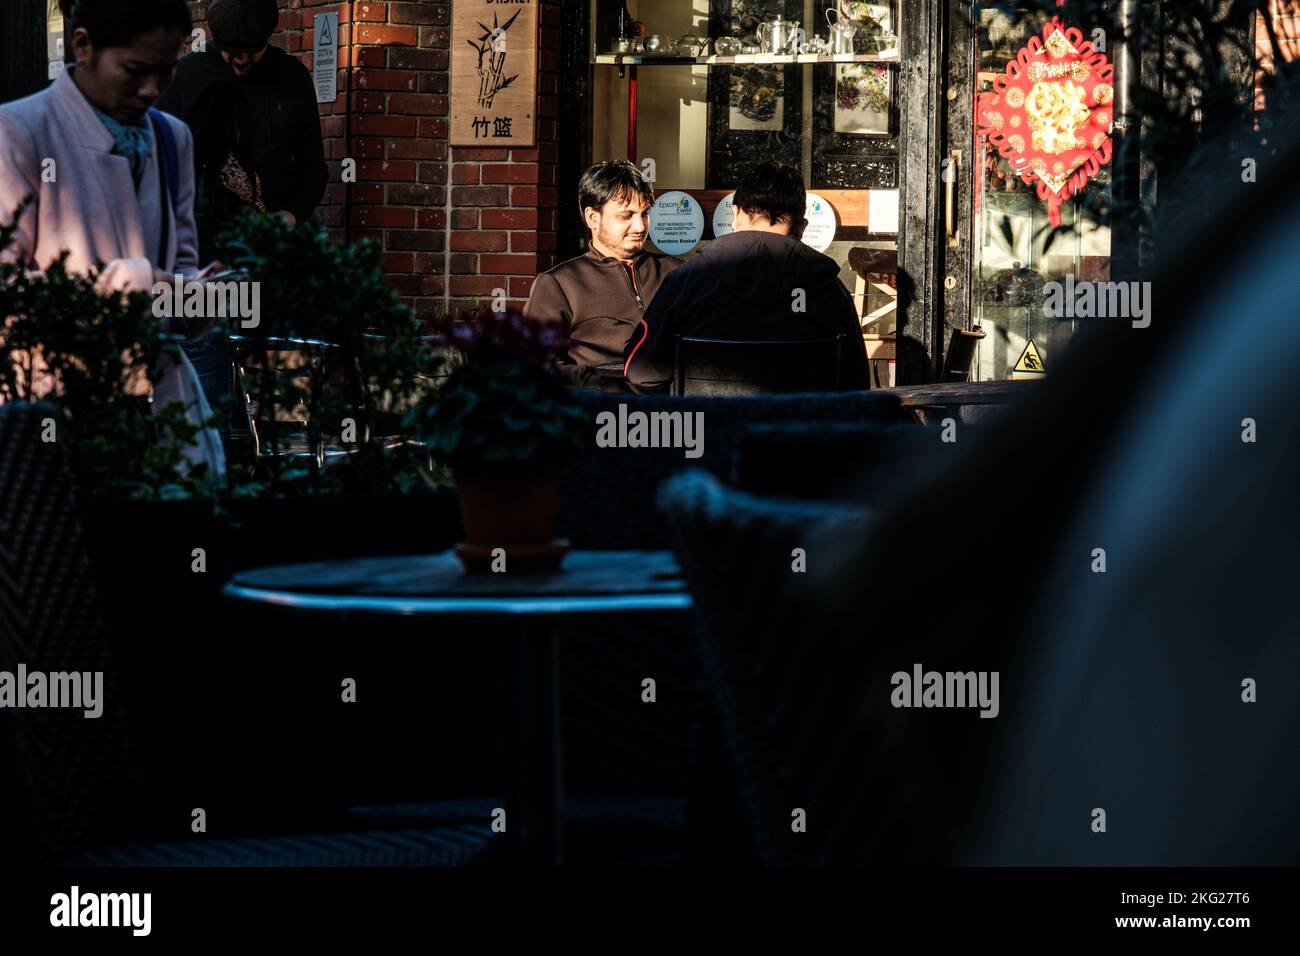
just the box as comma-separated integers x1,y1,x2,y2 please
592,52,900,66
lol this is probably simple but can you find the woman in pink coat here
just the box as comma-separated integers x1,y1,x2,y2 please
0,0,224,477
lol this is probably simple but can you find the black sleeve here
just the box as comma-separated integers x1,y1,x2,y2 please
287,62,328,223
623,271,682,393
832,282,871,389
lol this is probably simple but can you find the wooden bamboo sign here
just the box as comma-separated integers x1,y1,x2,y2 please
450,1,538,147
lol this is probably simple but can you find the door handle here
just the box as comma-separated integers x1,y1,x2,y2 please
944,150,961,246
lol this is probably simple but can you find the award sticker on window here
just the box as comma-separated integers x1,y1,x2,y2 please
801,193,838,253
649,191,705,256
712,192,737,238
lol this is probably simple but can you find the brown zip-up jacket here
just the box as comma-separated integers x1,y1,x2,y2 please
524,247,682,388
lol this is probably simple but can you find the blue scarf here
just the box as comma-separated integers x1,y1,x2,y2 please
89,104,153,188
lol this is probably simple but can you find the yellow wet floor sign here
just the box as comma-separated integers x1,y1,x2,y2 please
1012,339,1046,379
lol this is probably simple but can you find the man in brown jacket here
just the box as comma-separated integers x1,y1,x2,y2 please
524,160,682,389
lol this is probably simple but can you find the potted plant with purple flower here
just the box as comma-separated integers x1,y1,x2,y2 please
406,309,590,572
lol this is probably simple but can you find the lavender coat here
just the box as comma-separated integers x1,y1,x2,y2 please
0,68,225,477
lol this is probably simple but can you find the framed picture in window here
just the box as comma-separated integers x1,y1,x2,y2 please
833,63,892,136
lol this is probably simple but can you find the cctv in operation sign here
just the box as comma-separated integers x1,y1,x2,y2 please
451,0,538,147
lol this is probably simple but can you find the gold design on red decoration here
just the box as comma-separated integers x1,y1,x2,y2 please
1005,87,1025,108
1044,29,1076,59
1010,114,1021,127
1008,134,1025,152
1025,79,1092,154
1093,82,1113,104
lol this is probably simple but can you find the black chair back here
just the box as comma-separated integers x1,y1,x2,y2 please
0,403,133,864
673,334,845,396
940,326,987,382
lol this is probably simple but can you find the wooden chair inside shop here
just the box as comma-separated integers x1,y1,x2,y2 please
672,333,846,396
848,247,899,390
230,333,431,476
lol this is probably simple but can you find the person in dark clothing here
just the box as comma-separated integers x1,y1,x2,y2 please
624,161,870,393
156,0,326,228
188,79,264,262
524,160,682,390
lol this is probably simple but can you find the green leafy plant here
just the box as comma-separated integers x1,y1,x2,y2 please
0,202,219,500
405,309,590,473
214,209,446,495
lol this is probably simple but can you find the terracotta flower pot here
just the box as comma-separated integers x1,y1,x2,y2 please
452,469,568,572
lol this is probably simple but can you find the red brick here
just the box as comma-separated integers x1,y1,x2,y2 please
451,185,509,206
356,24,418,46
420,209,450,230
382,251,415,274
356,115,417,137
450,208,479,229
351,92,386,113
321,117,345,137
388,139,447,161
453,148,510,162
482,164,541,185
387,230,444,251
481,208,539,229
450,276,506,297
354,2,386,22
419,26,451,48
388,48,448,71
350,184,385,204
388,93,446,115
387,183,446,205
419,73,449,95
510,231,556,253
352,46,386,68
388,2,444,25
418,118,450,139
414,253,444,274
417,163,448,184
449,254,479,275
355,70,418,92
479,254,541,276
354,206,415,229
357,160,417,182
352,137,387,159
388,274,424,296
510,186,558,207
452,163,480,185
421,276,446,296
451,231,507,252
509,276,537,298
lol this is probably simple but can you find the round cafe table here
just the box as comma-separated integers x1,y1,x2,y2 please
223,550,693,865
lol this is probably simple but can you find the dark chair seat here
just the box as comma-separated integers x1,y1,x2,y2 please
673,334,846,396
69,823,502,867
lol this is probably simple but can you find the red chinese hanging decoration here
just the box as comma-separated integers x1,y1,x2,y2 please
976,16,1114,227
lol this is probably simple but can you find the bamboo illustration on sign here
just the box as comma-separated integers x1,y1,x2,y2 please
469,10,521,110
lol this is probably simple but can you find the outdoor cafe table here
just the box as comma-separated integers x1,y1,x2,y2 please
222,550,693,865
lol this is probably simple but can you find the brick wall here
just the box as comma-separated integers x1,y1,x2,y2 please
1256,0,1300,110
186,0,564,320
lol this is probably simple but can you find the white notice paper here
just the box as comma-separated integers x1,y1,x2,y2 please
313,13,339,104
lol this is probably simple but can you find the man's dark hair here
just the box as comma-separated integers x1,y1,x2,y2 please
69,0,193,49
733,160,806,226
578,160,654,220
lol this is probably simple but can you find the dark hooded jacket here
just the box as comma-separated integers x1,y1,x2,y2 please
623,230,870,392
157,46,326,225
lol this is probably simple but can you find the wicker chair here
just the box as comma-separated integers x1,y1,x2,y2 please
0,403,495,867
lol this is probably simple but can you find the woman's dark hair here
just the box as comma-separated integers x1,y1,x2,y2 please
69,0,193,49
733,160,806,225
578,160,655,218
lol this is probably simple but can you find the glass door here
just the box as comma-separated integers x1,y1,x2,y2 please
954,2,1115,381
